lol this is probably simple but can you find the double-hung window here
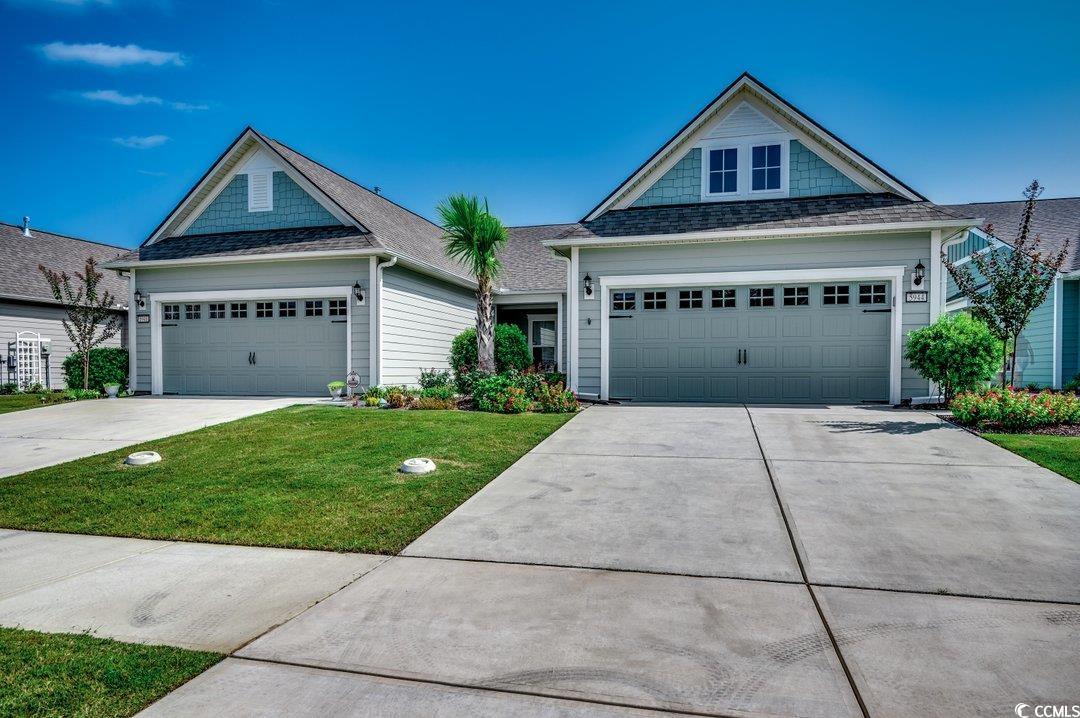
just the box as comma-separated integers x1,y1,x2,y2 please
751,144,782,191
707,147,738,195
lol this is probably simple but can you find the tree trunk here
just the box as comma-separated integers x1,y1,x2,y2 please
1001,338,1009,389
476,277,495,373
1009,333,1020,389
82,349,90,391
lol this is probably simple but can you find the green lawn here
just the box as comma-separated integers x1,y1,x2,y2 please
0,406,574,553
0,627,220,718
983,433,1080,484
0,394,49,415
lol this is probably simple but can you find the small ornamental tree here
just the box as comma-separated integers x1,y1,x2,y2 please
449,324,531,378
942,180,1069,387
39,257,124,391
905,313,999,404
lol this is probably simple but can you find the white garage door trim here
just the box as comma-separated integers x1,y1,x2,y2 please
599,266,906,405
150,286,353,395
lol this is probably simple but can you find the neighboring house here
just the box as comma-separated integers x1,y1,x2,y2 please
942,197,1080,388
1,220,128,389
110,72,1069,403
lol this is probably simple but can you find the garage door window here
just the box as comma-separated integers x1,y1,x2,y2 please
256,301,274,318
209,303,226,319
305,300,323,317
643,291,666,310
711,289,736,308
162,304,180,321
185,304,201,320
278,301,296,317
783,286,809,306
823,285,850,305
859,283,887,305
230,303,248,319
749,287,775,307
612,292,635,311
328,299,347,316
678,290,703,309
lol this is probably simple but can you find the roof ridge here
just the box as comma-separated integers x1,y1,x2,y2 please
947,196,1080,206
509,222,581,230
1,221,130,251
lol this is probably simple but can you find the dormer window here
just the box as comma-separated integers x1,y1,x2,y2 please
752,144,782,191
247,170,273,212
707,147,738,195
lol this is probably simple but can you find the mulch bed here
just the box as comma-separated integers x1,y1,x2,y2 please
941,415,1080,437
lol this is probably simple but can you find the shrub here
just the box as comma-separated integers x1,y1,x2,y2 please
418,368,453,389
449,324,532,381
415,396,457,410
1064,373,1080,394
904,314,999,404
494,386,530,414
327,381,346,391
62,347,128,393
471,373,513,412
385,391,407,409
534,381,578,413
455,369,489,396
420,385,455,401
365,396,381,407
0,383,17,395
364,385,386,399
951,388,1080,431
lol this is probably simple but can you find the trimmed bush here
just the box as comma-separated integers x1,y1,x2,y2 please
415,396,457,410
418,368,453,389
1065,373,1080,394
470,370,578,414
904,314,999,404
62,347,128,393
449,324,531,385
951,388,1080,431
535,381,579,413
420,385,456,401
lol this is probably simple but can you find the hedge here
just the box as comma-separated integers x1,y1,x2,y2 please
62,347,128,393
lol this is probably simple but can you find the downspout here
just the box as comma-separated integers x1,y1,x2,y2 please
557,253,575,391
373,255,398,387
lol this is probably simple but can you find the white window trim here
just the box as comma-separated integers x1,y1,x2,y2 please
149,286,351,395
598,266,907,405
699,135,790,202
247,170,273,212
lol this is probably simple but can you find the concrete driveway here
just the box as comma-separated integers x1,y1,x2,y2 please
0,395,304,477
149,405,1079,717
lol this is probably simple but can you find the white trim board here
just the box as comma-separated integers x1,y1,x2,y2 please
597,266,907,405
149,286,352,395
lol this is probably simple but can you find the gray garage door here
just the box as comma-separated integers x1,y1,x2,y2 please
161,298,347,396
608,281,891,403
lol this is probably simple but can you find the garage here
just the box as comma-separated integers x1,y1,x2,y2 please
607,280,893,403
160,297,347,396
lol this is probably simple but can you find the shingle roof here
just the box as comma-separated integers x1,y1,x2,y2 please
944,197,1080,273
0,222,128,306
115,225,374,263
498,224,579,292
563,193,972,241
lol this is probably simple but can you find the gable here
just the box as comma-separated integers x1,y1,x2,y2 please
183,170,343,235
702,101,783,139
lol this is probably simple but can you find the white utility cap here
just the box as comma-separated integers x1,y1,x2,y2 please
399,457,436,475
125,451,161,466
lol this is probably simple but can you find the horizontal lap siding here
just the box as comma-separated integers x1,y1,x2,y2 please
1016,283,1055,387
1,301,125,389
1063,281,1079,384
576,232,933,400
132,259,371,392
381,266,473,387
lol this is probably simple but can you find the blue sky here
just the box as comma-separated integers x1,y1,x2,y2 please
2,0,1078,249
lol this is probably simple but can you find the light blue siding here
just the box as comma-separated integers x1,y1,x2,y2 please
576,231,933,401
788,141,866,197
184,171,342,235
1061,280,1078,384
380,266,474,387
132,259,370,393
632,150,701,207
1015,282,1055,387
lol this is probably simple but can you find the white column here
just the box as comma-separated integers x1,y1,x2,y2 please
928,229,943,398
368,257,377,387
127,269,137,392
556,293,564,373
1053,274,1064,389
569,247,579,392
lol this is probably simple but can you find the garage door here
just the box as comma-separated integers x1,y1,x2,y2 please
608,281,891,403
161,298,348,396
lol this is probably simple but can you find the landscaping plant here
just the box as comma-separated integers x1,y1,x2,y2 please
1064,373,1080,394
534,380,579,413
39,257,124,392
942,180,1070,387
61,346,128,394
438,194,509,373
951,388,1080,432
418,367,453,389
904,313,999,404
449,324,531,389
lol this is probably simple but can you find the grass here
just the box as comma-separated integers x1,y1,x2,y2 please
0,627,221,718
983,433,1080,484
0,406,574,553
0,394,50,415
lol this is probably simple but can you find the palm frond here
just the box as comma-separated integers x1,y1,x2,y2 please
437,194,508,282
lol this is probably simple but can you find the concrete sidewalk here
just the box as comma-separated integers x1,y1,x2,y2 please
0,395,306,477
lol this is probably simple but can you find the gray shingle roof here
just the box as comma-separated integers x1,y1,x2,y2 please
116,225,374,263
497,224,579,292
563,193,973,241
0,222,128,306
944,197,1080,273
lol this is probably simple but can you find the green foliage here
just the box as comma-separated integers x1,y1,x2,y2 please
951,388,1080,431
62,347,128,394
364,396,381,407
364,385,386,399
420,385,456,401
904,313,999,403
450,324,531,382
1064,373,1080,393
534,380,579,413
327,381,346,391
0,383,17,395
418,368,452,389
415,396,457,410
37,389,99,406
471,370,578,414
494,386,530,414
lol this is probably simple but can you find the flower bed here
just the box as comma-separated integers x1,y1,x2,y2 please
950,388,1080,433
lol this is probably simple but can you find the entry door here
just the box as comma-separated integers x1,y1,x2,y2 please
608,282,891,403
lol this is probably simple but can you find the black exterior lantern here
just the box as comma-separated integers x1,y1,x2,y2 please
352,281,365,304
133,290,144,308
913,261,925,287
583,273,593,297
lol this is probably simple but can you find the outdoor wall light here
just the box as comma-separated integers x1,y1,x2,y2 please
913,261,925,287
583,273,593,297
133,290,144,308
353,281,365,304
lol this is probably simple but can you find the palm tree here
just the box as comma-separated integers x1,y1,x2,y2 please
438,194,509,373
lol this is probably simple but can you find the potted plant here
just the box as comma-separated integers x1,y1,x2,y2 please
103,383,121,399
327,380,346,401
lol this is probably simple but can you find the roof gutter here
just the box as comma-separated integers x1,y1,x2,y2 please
544,219,977,250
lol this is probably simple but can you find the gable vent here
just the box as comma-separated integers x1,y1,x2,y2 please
247,170,273,212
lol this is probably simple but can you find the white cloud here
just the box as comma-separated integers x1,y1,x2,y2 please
113,134,169,149
41,41,184,67
137,169,167,176
82,89,162,106
170,101,208,111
